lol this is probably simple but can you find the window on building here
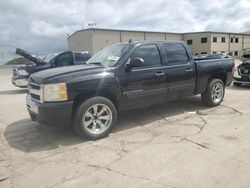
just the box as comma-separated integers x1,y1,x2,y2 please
231,37,234,43
235,38,239,43
130,44,161,67
213,37,217,43
201,37,208,43
221,37,226,43
162,43,188,65
212,51,217,54
201,52,207,55
234,51,238,56
195,53,199,56
187,39,193,45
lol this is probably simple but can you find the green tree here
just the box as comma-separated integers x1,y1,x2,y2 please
5,57,30,65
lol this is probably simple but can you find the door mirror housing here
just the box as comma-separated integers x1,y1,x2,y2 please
126,58,144,71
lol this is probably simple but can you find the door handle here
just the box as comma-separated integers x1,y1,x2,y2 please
185,68,194,72
155,72,165,77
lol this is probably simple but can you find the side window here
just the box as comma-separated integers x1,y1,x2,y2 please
163,43,188,65
130,44,161,67
55,53,71,67
74,53,91,62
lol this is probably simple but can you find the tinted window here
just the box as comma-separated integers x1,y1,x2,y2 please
55,53,71,67
130,44,161,67
163,43,188,65
74,53,91,62
201,37,207,43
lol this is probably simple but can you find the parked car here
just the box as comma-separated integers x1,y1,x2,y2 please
233,48,250,86
26,41,234,139
12,48,91,88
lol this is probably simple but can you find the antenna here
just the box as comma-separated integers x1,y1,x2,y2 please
88,23,97,28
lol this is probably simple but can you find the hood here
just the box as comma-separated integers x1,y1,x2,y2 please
16,48,45,64
240,48,250,61
29,64,105,84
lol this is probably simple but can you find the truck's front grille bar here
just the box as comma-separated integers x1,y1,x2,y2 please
28,82,43,103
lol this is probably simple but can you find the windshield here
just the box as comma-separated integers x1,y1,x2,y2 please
42,53,58,63
86,44,131,67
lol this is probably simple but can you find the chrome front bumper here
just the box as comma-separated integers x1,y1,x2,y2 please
12,78,28,88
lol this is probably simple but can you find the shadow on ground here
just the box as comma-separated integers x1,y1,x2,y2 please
4,96,209,153
0,89,27,95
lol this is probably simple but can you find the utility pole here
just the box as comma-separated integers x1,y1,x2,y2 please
1,52,4,65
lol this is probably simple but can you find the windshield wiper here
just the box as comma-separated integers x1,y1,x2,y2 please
88,62,104,67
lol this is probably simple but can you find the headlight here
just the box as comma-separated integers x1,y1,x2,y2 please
43,83,68,102
18,69,29,76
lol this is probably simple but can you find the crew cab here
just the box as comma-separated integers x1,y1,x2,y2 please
233,48,250,86
12,48,91,88
26,41,234,140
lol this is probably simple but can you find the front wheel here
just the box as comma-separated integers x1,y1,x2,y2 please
201,79,225,106
74,97,117,140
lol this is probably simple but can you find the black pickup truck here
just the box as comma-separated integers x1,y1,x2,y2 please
12,48,91,88
26,41,234,139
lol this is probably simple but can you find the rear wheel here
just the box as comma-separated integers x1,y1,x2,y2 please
233,82,242,87
74,97,117,140
201,79,225,106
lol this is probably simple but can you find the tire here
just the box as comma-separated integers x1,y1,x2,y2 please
74,96,117,140
233,82,242,87
29,112,37,121
201,79,225,107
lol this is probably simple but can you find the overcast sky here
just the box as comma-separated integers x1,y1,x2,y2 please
1,0,250,64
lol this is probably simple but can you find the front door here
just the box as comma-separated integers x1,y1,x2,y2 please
119,43,168,109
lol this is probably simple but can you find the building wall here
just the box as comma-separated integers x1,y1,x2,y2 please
68,29,250,57
145,32,165,41
121,31,145,42
243,35,250,49
92,30,120,54
210,33,230,54
184,33,211,55
166,33,183,41
67,30,93,54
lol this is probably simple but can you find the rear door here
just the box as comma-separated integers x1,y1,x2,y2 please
161,43,196,96
120,43,168,108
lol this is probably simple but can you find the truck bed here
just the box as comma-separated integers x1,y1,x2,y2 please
194,58,234,94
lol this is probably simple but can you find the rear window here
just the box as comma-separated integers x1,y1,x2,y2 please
163,43,188,65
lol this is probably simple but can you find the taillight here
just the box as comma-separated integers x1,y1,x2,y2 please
232,62,236,72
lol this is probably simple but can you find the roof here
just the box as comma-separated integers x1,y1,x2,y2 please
67,27,182,39
67,27,250,39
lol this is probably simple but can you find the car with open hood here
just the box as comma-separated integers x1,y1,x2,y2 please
12,48,91,88
233,48,250,86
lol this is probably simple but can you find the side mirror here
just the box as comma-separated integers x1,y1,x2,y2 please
126,58,144,70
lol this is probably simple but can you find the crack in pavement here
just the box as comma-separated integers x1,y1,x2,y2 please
221,104,243,115
181,138,218,152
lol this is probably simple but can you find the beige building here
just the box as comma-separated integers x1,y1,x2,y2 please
67,28,250,57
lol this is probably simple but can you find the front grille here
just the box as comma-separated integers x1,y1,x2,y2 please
30,93,40,101
28,82,43,103
240,69,250,75
29,82,40,90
